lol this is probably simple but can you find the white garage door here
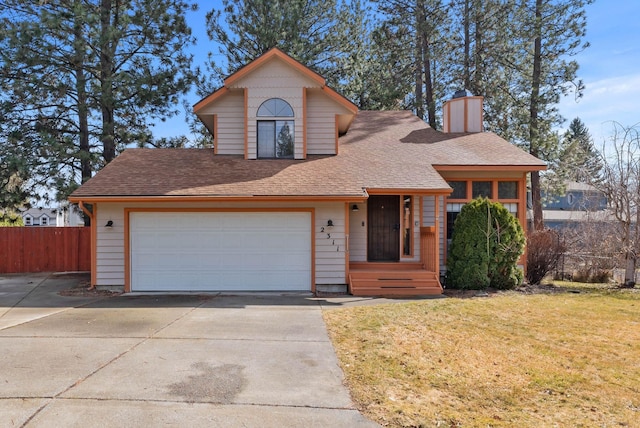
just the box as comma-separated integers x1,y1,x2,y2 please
130,211,311,291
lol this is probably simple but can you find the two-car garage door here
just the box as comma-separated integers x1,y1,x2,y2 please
129,211,311,292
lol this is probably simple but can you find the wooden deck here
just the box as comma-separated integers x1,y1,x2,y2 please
348,262,443,296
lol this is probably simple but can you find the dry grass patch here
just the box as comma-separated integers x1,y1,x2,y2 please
323,289,640,427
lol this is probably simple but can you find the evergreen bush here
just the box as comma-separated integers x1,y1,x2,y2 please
446,197,525,290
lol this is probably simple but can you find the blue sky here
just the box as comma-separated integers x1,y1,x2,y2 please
156,1,639,146
557,0,640,145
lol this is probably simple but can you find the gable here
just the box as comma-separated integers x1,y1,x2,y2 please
193,48,357,158
227,55,324,93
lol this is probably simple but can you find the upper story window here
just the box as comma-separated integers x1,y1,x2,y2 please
257,98,294,117
257,98,294,159
40,216,49,226
24,216,32,226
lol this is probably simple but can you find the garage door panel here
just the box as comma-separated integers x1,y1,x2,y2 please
130,212,311,292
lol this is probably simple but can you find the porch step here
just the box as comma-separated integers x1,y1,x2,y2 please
348,269,443,297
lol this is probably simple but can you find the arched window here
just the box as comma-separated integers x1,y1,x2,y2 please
257,98,294,117
256,98,294,158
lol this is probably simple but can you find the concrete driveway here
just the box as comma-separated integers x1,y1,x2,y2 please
0,273,380,427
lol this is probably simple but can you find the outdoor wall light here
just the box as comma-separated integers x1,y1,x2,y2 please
327,219,334,227
105,220,113,228
352,204,359,212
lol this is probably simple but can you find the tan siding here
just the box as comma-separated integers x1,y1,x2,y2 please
96,204,125,286
314,203,347,284
348,201,367,262
422,196,436,227
467,98,483,132
214,91,244,155
231,59,321,160
306,88,353,155
93,201,347,288
406,195,421,262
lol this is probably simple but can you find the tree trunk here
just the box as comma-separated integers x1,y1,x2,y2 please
463,0,471,89
100,0,116,164
529,0,544,231
414,0,425,120
74,1,92,226
423,34,437,129
472,0,483,96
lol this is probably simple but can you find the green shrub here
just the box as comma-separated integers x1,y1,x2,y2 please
446,197,525,290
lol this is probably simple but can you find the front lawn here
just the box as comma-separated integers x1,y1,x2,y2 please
323,286,640,427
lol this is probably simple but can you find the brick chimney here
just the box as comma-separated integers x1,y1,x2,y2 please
442,90,484,133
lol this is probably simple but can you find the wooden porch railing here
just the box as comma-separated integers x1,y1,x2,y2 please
420,226,437,273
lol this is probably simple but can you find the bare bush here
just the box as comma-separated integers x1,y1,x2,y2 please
526,229,566,285
558,221,617,283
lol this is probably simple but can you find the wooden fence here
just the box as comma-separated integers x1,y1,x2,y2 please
0,227,90,274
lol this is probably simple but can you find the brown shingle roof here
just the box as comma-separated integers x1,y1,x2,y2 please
345,111,546,167
70,111,545,199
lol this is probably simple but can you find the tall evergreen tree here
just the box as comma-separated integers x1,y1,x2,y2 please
0,0,197,208
449,0,521,134
206,0,351,81
333,0,412,110
374,0,451,128
515,0,592,230
203,0,413,111
562,117,602,183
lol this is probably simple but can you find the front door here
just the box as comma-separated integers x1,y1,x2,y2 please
368,195,400,261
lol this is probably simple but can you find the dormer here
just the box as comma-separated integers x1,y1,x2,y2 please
194,48,358,159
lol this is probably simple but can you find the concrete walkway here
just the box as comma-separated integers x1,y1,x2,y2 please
0,273,381,427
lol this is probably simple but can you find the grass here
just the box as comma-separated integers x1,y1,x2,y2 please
323,285,640,427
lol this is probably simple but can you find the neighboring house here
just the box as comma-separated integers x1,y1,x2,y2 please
20,206,84,227
69,48,545,295
542,181,611,229
21,208,56,227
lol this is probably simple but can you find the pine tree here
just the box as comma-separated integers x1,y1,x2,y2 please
507,0,592,230
332,0,411,110
449,0,521,134
206,0,349,80
0,0,197,207
562,117,602,183
374,0,451,128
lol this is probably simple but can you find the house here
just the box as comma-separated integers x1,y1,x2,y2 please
21,208,56,227
541,181,611,229
20,206,84,227
69,48,545,295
